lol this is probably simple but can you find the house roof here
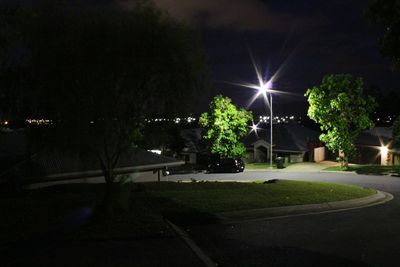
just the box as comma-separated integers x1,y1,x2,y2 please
243,123,320,153
0,129,183,181
18,148,184,180
356,127,392,146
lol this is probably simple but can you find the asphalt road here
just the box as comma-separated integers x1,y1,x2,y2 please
168,171,400,267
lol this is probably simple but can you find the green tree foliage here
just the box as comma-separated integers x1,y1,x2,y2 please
199,95,252,158
305,74,376,167
3,2,207,186
367,0,400,68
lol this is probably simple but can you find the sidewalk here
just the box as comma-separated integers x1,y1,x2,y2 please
281,161,339,172
2,236,205,267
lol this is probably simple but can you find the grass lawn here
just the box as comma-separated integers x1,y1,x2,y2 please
0,180,375,243
324,164,400,175
246,162,290,170
145,180,375,213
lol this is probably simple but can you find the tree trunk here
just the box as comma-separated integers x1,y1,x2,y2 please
98,159,117,216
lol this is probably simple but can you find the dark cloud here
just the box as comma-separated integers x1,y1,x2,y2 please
119,0,325,32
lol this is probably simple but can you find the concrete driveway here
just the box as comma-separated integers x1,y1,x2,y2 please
282,161,339,172
167,171,400,267
244,161,339,173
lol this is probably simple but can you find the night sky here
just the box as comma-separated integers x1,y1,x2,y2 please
143,0,399,115
15,0,400,115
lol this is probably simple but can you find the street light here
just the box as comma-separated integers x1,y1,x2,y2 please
257,81,274,169
227,54,281,169
251,123,259,132
230,77,276,169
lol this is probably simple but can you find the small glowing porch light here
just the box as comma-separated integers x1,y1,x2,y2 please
380,145,389,156
379,145,390,166
149,149,162,155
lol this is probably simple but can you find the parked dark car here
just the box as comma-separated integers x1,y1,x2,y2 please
207,157,245,173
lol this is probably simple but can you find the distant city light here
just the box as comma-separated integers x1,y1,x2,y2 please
26,118,52,125
132,114,305,126
256,115,299,124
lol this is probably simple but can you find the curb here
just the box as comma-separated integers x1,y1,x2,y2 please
165,219,217,267
319,170,358,174
216,190,393,224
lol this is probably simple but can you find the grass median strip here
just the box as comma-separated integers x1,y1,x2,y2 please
323,164,400,175
0,180,375,243
144,180,375,213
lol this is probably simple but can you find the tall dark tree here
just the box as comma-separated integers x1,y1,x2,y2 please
0,3,30,125
367,0,400,68
11,2,207,188
393,116,400,148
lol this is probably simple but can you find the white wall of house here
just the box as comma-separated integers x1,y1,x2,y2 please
380,148,392,166
127,171,165,182
253,139,270,162
394,154,400,165
290,153,305,163
181,152,197,164
314,147,326,162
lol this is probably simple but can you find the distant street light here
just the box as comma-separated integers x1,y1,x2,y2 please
251,123,259,132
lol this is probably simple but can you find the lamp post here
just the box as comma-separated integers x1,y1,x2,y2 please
253,79,273,169
231,61,278,170
257,81,274,169
269,92,273,169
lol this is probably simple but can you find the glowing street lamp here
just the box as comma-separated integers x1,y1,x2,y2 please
228,53,285,169
231,76,276,168
236,78,275,169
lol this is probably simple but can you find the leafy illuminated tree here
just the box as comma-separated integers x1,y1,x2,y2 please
367,0,400,68
199,95,252,158
305,74,376,167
